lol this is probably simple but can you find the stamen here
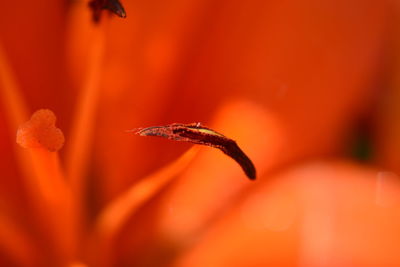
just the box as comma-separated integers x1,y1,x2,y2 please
134,123,256,180
90,147,199,265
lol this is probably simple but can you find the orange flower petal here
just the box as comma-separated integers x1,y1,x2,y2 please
158,100,283,238
0,0,70,118
66,24,105,198
93,0,388,206
175,162,400,266
89,147,199,266
68,262,89,267
373,2,400,173
92,0,220,204
0,42,32,214
0,211,39,266
0,44,28,131
112,100,284,266
374,85,400,173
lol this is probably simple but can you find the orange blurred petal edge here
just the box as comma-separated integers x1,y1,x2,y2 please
89,146,200,266
66,18,106,200
0,212,38,266
0,43,28,130
175,162,400,267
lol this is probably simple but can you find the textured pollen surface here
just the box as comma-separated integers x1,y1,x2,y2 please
16,109,65,152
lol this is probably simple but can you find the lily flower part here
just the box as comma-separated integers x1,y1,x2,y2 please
1,0,400,266
134,123,256,179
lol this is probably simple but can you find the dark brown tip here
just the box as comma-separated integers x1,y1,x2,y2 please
89,0,126,23
132,123,257,181
105,0,126,18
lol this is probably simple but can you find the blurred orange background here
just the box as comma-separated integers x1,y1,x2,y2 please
0,0,400,266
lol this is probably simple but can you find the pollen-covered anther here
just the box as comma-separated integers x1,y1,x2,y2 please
16,109,65,152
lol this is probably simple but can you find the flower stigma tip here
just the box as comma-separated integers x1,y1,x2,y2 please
16,109,65,152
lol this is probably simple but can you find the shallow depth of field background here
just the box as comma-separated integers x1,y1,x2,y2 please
0,0,400,266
